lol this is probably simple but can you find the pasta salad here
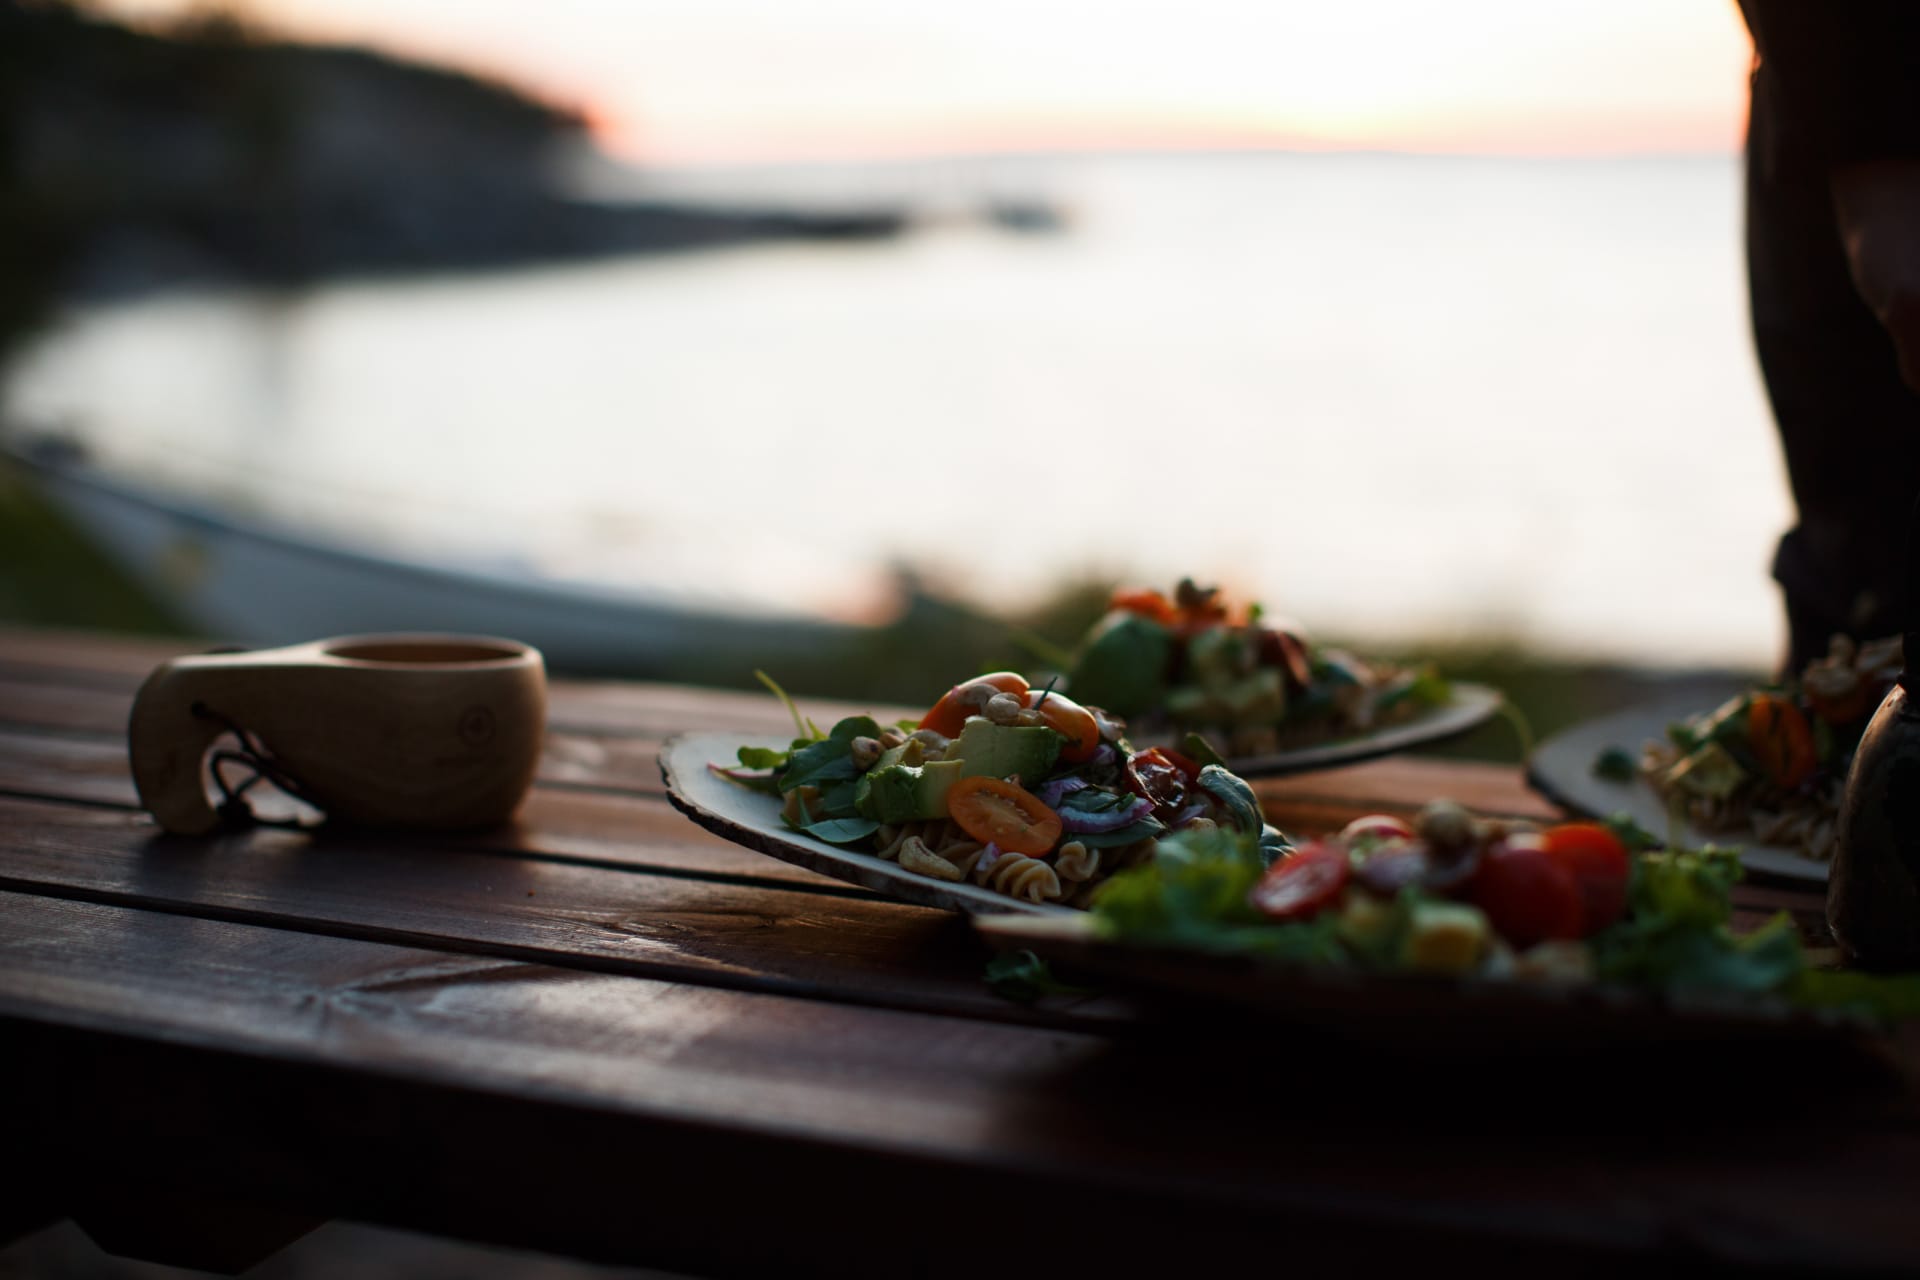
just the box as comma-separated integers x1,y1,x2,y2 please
1613,634,1900,862
715,671,1289,908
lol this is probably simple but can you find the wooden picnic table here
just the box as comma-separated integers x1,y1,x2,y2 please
2,624,1918,1277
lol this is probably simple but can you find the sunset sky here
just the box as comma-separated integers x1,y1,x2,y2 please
98,0,1756,163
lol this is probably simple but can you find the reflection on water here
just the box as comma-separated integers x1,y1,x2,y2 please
4,152,1791,666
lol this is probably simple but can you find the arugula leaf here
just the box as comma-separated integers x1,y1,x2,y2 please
1589,849,1805,995
985,949,1096,1003
754,669,816,742
1089,826,1336,962
736,745,791,771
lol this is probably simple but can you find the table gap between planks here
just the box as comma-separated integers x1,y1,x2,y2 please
0,624,1916,1278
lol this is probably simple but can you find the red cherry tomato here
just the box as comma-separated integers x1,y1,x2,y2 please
1539,823,1631,935
918,672,1029,738
1748,694,1817,789
1109,588,1177,625
1469,841,1584,948
1250,842,1351,922
947,776,1061,855
1123,748,1190,819
1025,688,1101,762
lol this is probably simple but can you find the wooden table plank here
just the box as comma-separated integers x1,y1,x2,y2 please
0,793,1118,1025
6,888,1918,1275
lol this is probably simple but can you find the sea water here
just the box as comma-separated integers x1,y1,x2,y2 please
3,151,1792,668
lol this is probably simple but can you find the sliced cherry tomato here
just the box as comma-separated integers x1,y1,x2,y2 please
918,672,1029,738
1109,588,1177,625
1250,841,1351,921
1748,694,1817,789
1123,747,1191,819
1539,823,1630,935
1025,688,1100,762
1469,841,1584,948
946,775,1062,855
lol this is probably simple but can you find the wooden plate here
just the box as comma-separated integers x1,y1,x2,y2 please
1180,682,1506,777
661,732,1077,917
975,912,1869,1050
1526,689,1830,885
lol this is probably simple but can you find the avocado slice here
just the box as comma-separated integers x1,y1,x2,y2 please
855,759,964,824
948,718,1062,783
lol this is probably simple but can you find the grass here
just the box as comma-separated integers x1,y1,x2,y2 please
0,487,1760,764
0,462,194,636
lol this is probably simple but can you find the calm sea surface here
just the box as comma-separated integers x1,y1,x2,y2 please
5,152,1792,668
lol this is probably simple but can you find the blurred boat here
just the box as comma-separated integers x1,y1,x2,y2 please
5,438,869,674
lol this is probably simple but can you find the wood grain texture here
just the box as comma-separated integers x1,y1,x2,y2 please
7,888,1920,1276
5,624,1903,1276
0,793,1101,1025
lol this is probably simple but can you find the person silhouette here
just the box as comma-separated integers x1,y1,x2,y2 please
1739,2,1920,673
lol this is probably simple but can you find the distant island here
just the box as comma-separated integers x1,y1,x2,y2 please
0,1,908,350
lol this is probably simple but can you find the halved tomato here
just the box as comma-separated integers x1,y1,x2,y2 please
1539,823,1630,934
1026,688,1101,761
1250,841,1351,922
947,775,1062,855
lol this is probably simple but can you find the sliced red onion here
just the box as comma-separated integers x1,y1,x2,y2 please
1036,776,1090,807
1086,743,1119,769
975,842,1003,874
1058,793,1156,833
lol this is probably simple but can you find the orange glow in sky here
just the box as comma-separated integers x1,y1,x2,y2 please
99,0,1755,164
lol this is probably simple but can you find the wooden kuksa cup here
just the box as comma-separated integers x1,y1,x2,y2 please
129,634,547,835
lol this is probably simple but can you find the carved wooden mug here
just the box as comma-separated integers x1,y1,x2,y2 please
129,634,547,835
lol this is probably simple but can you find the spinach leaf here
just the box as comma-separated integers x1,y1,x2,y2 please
1591,745,1637,783
798,816,883,845
1196,764,1264,834
1073,817,1169,849
779,715,881,794
984,950,1096,1003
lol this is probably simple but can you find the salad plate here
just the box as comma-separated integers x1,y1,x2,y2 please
1056,579,1502,777
1526,688,1828,885
1174,680,1504,776
974,912,1865,1050
662,731,1076,917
